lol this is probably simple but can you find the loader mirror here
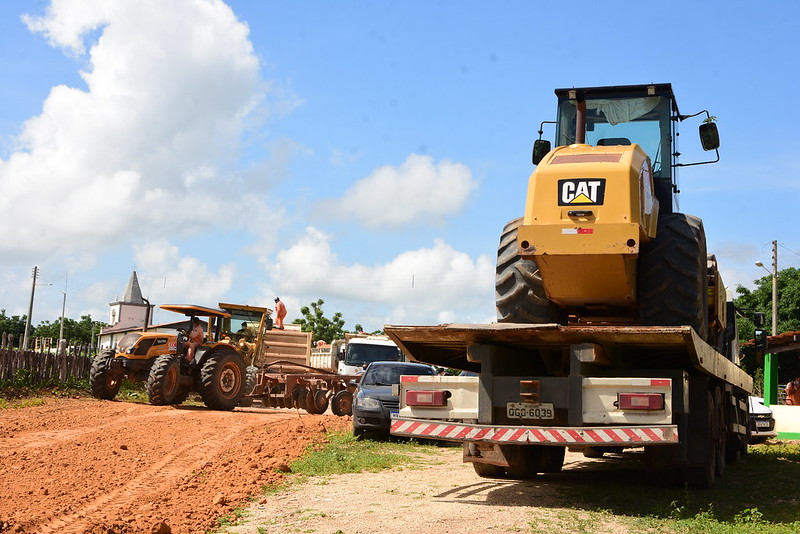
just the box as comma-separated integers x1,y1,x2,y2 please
699,122,720,151
532,139,551,165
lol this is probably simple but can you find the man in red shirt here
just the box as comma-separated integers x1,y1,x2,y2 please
274,297,287,330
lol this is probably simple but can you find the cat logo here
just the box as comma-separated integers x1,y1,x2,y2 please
558,178,606,206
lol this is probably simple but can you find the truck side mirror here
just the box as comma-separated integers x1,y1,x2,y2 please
699,122,720,151
532,139,551,165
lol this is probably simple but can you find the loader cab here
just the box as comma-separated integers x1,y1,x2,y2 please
533,84,720,213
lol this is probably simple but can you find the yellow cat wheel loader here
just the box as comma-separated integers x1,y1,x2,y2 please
89,304,247,411
385,84,751,488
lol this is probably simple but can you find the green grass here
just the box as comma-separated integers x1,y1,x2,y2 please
525,443,800,533
288,431,444,478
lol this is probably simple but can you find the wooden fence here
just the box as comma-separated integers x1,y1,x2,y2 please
0,332,96,386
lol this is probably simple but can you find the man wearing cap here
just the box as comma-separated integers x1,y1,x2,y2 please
274,297,287,330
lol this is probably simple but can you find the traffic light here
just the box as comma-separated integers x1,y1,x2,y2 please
754,329,768,352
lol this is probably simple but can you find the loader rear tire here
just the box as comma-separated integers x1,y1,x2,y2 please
146,355,182,406
638,213,709,339
238,365,258,407
90,350,123,400
495,218,557,323
197,348,246,411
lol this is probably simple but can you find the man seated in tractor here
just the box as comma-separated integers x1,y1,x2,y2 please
186,317,204,362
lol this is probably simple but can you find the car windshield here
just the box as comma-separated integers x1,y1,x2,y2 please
361,364,434,386
345,344,402,366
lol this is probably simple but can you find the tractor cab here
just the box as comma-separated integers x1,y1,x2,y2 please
159,304,232,359
533,84,720,213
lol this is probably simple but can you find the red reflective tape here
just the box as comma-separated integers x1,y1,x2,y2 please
490,428,511,442
604,428,624,442
420,424,438,436
650,379,671,387
530,429,548,443
401,376,420,382
548,430,568,443
455,426,475,439
404,421,422,434
577,228,593,234
563,429,583,443
508,428,527,442
621,428,642,442
585,429,605,443
642,428,661,441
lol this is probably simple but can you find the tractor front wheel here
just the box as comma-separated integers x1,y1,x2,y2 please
146,355,182,406
197,349,246,411
89,350,123,400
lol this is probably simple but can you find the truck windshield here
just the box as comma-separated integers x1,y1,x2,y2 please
555,94,671,179
345,344,402,366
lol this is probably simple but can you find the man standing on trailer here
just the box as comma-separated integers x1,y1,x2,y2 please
274,297,287,330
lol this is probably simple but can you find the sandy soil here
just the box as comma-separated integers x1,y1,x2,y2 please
0,397,351,534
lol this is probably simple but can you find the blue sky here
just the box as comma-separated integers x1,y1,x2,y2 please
0,0,798,333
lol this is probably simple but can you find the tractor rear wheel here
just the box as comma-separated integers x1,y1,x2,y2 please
197,349,246,411
495,218,557,323
89,350,123,400
146,355,182,406
238,365,258,407
638,213,709,340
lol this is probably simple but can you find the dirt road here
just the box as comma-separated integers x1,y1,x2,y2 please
0,398,350,534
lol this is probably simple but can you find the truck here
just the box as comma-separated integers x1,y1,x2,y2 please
218,302,403,416
385,84,752,488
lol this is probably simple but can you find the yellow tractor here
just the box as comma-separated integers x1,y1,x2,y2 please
500,84,732,355
89,304,247,410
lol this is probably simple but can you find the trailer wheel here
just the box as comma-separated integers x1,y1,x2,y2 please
197,348,246,411
714,387,727,476
89,350,123,400
238,365,258,407
472,462,506,479
503,445,548,479
495,218,558,323
331,390,353,416
681,391,716,489
306,389,329,414
638,213,709,340
146,355,182,405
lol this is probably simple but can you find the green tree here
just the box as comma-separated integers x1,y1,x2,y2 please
734,267,800,375
0,309,27,345
33,314,106,343
292,299,346,343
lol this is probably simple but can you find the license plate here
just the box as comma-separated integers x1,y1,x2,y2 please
756,420,771,429
507,402,555,419
390,410,399,419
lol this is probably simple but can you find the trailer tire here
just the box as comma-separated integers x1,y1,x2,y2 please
638,213,709,340
197,348,246,411
89,350,123,400
331,390,353,416
306,389,329,414
472,462,506,479
146,355,182,405
495,218,558,324
238,366,258,407
681,390,717,489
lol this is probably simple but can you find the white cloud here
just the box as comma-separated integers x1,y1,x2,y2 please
265,226,495,329
132,239,236,323
326,154,478,229
0,0,272,262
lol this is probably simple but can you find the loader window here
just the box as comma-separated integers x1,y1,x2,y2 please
556,95,672,179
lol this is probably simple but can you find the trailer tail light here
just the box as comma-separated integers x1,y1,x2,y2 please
406,390,449,407
617,393,664,411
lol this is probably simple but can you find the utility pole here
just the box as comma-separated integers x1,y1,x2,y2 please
771,240,778,336
58,272,68,343
23,266,38,350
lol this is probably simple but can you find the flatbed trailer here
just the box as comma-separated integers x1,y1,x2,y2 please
385,323,752,488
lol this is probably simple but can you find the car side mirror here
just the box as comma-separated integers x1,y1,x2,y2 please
348,378,359,387
699,122,720,151
532,139,551,165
